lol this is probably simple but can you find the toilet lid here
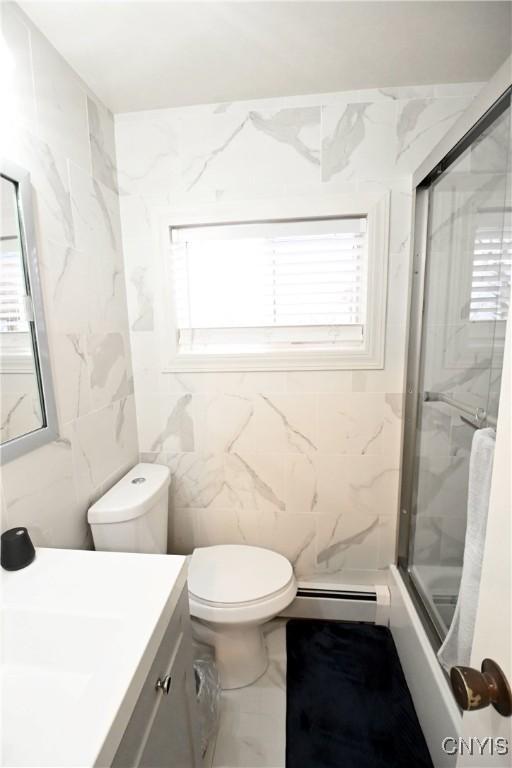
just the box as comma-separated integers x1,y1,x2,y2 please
188,545,293,605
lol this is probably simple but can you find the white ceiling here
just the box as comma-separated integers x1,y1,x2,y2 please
20,1,512,114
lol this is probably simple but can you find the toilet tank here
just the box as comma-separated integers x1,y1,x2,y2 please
88,463,171,554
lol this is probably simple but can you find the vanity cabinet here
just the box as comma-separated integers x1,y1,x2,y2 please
112,586,202,768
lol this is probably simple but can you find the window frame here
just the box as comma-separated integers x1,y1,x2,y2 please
157,193,390,372
0,160,59,463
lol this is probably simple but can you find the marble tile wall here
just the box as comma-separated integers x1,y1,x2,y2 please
0,3,138,548
115,66,482,576
0,371,42,443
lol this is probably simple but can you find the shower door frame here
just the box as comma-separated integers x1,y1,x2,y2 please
397,82,512,648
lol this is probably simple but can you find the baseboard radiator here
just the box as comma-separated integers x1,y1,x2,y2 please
281,582,390,626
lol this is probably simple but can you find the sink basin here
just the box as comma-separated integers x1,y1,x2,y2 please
2,608,122,765
1,548,187,767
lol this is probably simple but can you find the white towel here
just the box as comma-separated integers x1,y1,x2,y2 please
437,427,496,671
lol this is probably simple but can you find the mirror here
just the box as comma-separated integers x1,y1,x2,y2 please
1,163,58,462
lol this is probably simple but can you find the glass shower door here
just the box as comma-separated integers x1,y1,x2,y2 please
404,98,511,640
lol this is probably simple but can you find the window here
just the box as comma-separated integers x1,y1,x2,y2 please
1,188,34,369
164,195,389,371
0,245,27,332
469,210,511,322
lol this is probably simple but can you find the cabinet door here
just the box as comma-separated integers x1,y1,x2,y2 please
112,588,202,768
138,631,201,768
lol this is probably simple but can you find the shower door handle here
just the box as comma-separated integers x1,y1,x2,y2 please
450,659,512,716
155,674,172,695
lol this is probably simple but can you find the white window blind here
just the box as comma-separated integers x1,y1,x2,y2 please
0,242,27,333
169,217,367,354
470,213,511,322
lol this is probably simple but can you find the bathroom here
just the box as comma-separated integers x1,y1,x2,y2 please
0,1,511,766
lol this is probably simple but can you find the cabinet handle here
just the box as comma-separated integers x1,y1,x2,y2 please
155,674,172,695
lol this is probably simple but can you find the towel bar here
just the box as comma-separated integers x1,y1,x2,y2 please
424,391,497,429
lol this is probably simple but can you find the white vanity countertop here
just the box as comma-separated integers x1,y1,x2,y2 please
1,547,187,767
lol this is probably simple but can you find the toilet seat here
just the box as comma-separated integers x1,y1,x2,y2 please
188,545,297,624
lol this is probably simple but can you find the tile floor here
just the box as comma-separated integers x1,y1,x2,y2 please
211,619,287,768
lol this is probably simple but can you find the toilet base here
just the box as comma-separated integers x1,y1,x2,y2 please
193,620,268,689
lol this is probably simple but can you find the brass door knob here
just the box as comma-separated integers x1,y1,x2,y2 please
450,659,512,717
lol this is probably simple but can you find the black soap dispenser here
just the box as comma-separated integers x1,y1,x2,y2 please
1,527,36,570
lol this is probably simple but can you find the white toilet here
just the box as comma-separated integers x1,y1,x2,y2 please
88,463,297,689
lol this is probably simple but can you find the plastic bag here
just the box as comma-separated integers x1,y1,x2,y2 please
193,641,221,757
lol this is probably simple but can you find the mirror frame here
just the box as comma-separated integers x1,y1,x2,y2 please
1,160,58,463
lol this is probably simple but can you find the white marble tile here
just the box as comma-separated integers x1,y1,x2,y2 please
258,511,317,579
69,164,128,332
213,708,285,768
315,454,400,518
220,654,286,716
411,516,443,566
115,110,181,197
439,516,466,566
7,129,75,247
285,370,353,394
263,619,287,661
51,333,91,425
433,82,483,99
315,512,384,572
344,455,401,520
118,193,158,244
167,507,195,554
0,388,42,444
198,393,254,453
224,451,287,514
377,516,398,569
150,447,287,518
417,402,453,459
69,161,122,255
169,452,228,509
230,394,317,456
1,438,88,548
213,618,286,768
318,393,402,455
375,84,436,101
285,454,318,515
395,97,473,172
133,387,162,454
321,100,397,182
179,104,321,195
68,396,138,503
127,260,155,332
422,324,495,403
388,181,414,257
195,506,261,549
386,249,411,330
40,240,100,334
1,3,37,129
130,329,161,375
119,207,160,335
471,114,511,173
30,24,90,172
316,511,397,573
87,96,118,192
415,453,469,521
0,4,139,553
162,371,288,396
87,332,133,410
112,395,139,469
148,393,201,453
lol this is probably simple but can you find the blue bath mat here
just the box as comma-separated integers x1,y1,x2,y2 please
286,620,433,768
